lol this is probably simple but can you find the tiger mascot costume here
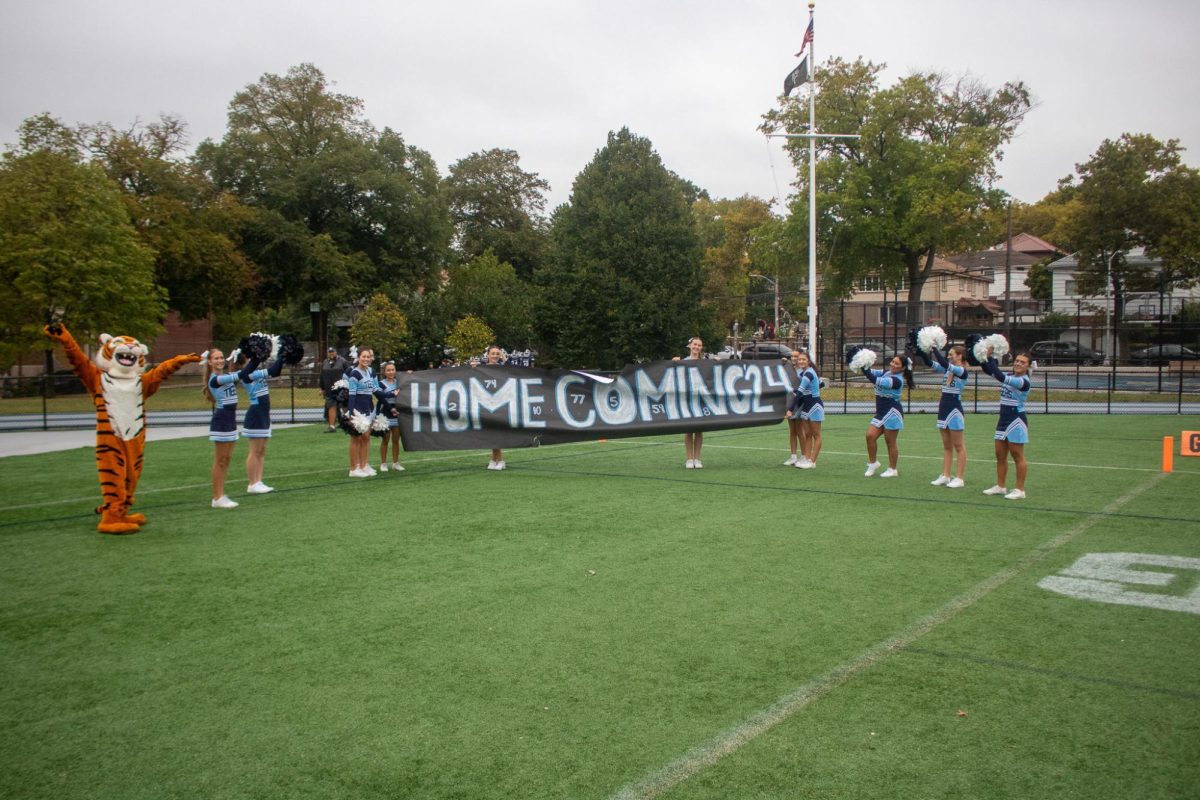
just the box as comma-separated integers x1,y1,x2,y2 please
44,323,200,534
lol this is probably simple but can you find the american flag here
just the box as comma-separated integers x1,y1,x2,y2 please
794,17,814,58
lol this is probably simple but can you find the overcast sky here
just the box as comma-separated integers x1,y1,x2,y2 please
3,0,1198,214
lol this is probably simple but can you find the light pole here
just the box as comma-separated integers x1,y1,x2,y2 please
749,273,780,341
1104,250,1119,366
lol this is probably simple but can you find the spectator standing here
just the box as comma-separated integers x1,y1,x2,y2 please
320,347,350,432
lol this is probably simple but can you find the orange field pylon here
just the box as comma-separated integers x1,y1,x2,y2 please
1162,436,1174,473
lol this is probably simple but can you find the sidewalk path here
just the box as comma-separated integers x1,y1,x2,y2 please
0,425,308,458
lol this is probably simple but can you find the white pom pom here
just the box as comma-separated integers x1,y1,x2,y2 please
332,378,347,391
849,348,877,372
370,414,390,433
974,333,1010,364
916,326,947,355
349,410,372,434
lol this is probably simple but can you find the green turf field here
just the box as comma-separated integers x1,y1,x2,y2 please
2,415,1199,799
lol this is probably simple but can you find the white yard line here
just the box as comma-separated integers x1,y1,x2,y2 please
609,473,1168,800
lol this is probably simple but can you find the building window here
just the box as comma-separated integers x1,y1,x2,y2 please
879,305,908,324
859,275,883,292
1065,279,1078,296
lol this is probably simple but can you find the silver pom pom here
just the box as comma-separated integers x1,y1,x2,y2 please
849,348,878,372
370,414,391,433
974,333,1010,363
916,326,947,355
348,410,372,434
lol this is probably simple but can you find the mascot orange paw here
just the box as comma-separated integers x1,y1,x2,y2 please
98,510,140,535
122,513,147,525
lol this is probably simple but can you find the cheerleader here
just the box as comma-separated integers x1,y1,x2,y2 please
981,348,1032,500
484,345,507,470
203,348,259,508
240,351,285,494
925,344,968,488
784,351,803,465
673,337,705,468
793,351,823,469
347,347,379,478
863,355,913,477
377,361,405,473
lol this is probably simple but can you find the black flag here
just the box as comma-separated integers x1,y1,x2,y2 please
783,56,809,96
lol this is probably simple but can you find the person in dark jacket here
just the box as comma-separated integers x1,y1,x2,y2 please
319,347,350,432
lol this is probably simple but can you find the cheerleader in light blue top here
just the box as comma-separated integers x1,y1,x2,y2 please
787,351,823,469
863,354,914,478
980,348,1033,500
239,352,284,494
672,337,706,468
376,361,405,473
784,351,805,466
921,344,969,488
203,348,260,509
346,347,381,478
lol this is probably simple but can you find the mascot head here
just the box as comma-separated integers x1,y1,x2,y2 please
95,334,148,378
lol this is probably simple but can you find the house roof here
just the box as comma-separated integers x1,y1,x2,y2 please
989,232,1060,257
956,298,1003,314
946,250,1040,272
1048,247,1157,272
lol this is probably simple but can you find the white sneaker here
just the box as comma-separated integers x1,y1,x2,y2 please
946,477,965,489
931,475,950,486
784,454,798,466
1005,489,1026,500
379,463,388,472
495,460,506,470
246,482,274,494
487,460,498,470
693,460,703,469
982,485,1007,496
363,465,377,476
880,468,899,478
349,467,369,478
685,459,696,469
392,462,405,471
211,496,238,509
795,457,814,469
864,461,882,477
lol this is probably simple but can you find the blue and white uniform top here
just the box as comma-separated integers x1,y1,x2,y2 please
241,359,284,438
348,366,379,415
929,348,966,431
982,357,1031,443
865,368,904,430
378,377,399,428
797,366,824,422
208,370,244,443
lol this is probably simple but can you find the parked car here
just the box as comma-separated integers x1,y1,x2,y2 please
1129,344,1200,365
1028,340,1104,366
712,345,741,361
842,341,901,362
739,342,793,361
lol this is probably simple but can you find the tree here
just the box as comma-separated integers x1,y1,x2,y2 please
446,315,495,363
762,58,1032,324
194,64,452,313
350,292,409,362
693,195,774,332
1026,260,1054,303
439,250,535,347
1057,134,1200,332
536,128,707,368
445,148,550,280
0,124,165,370
78,116,257,321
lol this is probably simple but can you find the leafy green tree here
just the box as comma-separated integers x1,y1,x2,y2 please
693,195,774,332
445,148,550,280
763,58,1032,324
350,292,409,362
446,315,495,363
440,250,535,347
195,63,452,312
1039,310,1071,336
0,124,165,370
1026,259,1054,303
536,128,707,368
1057,133,1200,330
78,115,257,321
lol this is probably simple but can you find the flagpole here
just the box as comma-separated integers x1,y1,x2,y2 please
806,1,817,356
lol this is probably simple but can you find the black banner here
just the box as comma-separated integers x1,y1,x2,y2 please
396,359,795,451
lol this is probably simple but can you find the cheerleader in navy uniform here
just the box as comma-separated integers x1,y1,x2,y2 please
981,348,1032,500
673,337,705,468
784,351,804,465
203,348,260,509
240,351,285,494
925,344,969,488
377,360,405,473
863,355,913,477
347,347,380,478
793,351,823,469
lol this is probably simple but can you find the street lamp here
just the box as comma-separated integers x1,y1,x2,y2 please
749,273,779,340
1104,250,1120,366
